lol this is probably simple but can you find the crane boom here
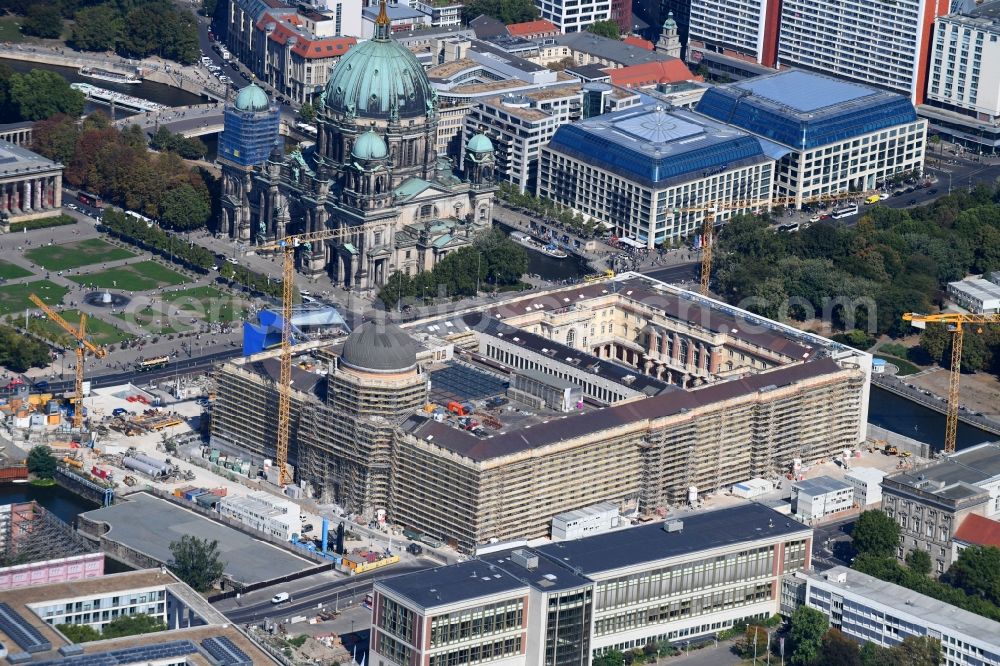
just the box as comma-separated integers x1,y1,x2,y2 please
902,312,1000,453
28,294,107,430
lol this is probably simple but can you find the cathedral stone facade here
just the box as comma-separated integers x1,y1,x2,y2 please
219,1,496,290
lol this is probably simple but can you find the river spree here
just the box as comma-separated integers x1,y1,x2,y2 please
0,58,206,115
867,385,993,452
0,482,98,524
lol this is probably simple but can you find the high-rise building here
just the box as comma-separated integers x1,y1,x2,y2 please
535,0,613,33
923,0,1000,153
777,0,950,104
687,0,781,68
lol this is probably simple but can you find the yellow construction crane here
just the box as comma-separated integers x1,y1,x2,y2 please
681,189,882,295
902,312,1000,453
256,224,382,485
28,294,107,430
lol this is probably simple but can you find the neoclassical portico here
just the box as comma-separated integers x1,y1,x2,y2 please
0,140,63,227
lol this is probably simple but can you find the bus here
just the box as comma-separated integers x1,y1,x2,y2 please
295,122,318,137
136,356,169,372
77,191,103,208
777,223,800,233
831,203,859,219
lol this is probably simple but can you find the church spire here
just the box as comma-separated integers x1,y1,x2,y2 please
374,0,391,41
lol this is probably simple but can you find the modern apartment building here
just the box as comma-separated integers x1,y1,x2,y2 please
924,0,1000,152
776,0,949,104
534,0,613,33
0,568,279,663
371,503,813,665
881,441,1000,574
539,103,775,247
791,476,854,522
787,567,1000,665
696,70,927,208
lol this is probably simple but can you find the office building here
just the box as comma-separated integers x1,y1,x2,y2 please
881,441,1000,574
923,0,1000,153
788,567,1000,665
507,19,560,39
213,274,870,551
844,467,887,508
776,0,948,104
534,32,681,70
539,103,775,247
535,0,613,33
218,491,302,540
696,70,927,208
791,476,854,521
414,0,462,27
0,140,63,227
371,503,813,665
948,277,1000,313
0,568,278,663
361,1,431,36
687,0,781,69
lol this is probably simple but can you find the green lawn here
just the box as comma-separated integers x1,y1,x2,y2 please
0,260,32,280
114,305,192,336
29,309,132,346
0,279,68,316
0,16,23,43
69,261,188,291
25,238,136,271
875,355,920,376
162,286,249,323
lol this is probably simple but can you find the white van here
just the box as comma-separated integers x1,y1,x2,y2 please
271,592,289,604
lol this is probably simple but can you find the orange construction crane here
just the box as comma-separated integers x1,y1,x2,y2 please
255,224,382,485
676,189,881,295
902,312,1000,453
28,294,107,429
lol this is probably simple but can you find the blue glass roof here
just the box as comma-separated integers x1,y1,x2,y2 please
547,104,769,187
695,69,918,151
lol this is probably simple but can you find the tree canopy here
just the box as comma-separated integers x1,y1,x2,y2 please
6,70,85,121
905,548,932,576
71,5,123,52
712,185,1000,352
377,229,528,309
159,183,212,230
587,20,620,39
852,510,901,559
27,445,57,479
168,535,225,592
789,606,828,665
945,545,1000,605
101,613,166,639
462,0,539,24
0,325,52,372
56,623,101,643
22,3,63,38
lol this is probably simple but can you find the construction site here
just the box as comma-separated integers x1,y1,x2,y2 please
210,272,873,552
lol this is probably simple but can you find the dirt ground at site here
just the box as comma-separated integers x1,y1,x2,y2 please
906,367,1000,420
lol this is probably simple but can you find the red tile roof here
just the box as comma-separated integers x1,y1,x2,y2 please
507,19,559,37
606,59,697,87
259,12,357,59
954,514,1000,548
623,35,654,50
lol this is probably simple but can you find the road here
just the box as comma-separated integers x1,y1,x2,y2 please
218,558,436,623
810,515,856,571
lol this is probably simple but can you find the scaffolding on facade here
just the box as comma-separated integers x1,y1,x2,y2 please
0,501,97,568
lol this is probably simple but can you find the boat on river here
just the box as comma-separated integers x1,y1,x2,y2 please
79,66,141,84
510,231,568,259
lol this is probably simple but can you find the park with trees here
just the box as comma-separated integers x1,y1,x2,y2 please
712,184,1000,378
0,64,84,123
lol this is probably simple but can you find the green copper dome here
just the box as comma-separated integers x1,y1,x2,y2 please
234,83,270,112
323,18,434,119
467,133,494,154
663,11,677,29
352,130,388,160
